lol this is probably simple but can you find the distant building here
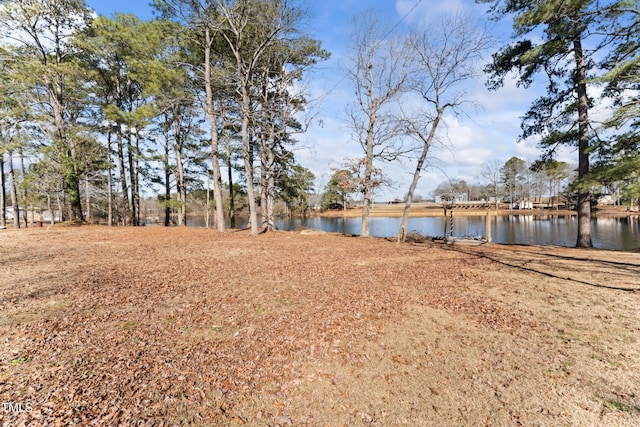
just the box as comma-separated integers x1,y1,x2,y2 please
597,194,615,205
5,207,61,222
435,193,468,204
516,200,533,209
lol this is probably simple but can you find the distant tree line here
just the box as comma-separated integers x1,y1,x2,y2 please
431,157,575,208
0,0,326,231
321,156,578,209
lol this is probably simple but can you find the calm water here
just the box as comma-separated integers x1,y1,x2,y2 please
181,214,640,251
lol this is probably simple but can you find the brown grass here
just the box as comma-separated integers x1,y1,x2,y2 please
0,225,638,426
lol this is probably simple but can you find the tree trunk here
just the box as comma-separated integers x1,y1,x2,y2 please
226,138,236,228
18,149,28,227
361,185,371,237
85,172,91,223
221,105,236,229
46,72,83,222
260,140,269,228
56,188,64,222
134,134,141,226
260,134,268,228
174,132,186,227
262,102,277,231
361,108,377,238
107,132,113,226
573,36,593,248
163,122,171,227
127,135,136,225
259,78,270,229
116,128,131,225
241,81,259,235
204,27,227,232
47,194,54,225
398,112,441,243
8,150,19,229
266,133,276,231
68,162,83,220
64,157,83,221
0,150,6,227
205,172,210,228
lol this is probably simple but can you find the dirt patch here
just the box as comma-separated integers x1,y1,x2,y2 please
0,226,638,425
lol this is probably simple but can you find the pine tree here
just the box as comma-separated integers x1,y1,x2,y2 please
480,0,638,247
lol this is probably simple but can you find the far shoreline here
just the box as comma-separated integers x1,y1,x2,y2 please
315,203,636,219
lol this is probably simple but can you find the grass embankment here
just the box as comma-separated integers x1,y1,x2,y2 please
319,203,633,218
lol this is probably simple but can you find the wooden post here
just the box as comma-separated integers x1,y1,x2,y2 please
449,208,454,238
443,206,448,237
485,207,492,243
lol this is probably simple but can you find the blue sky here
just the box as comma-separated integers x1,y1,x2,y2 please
85,0,570,200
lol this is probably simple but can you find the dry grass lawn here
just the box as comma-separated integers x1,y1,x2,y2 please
0,225,638,426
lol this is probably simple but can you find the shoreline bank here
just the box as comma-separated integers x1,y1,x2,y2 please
315,204,636,219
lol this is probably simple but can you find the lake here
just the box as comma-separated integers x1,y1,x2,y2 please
177,214,640,251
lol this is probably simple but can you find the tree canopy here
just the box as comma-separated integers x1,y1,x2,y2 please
0,0,327,228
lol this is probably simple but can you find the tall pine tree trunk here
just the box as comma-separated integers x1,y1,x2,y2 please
240,81,259,235
107,133,113,226
260,80,269,228
127,137,136,225
18,149,28,227
116,128,131,225
127,134,138,226
134,134,141,226
163,122,171,227
266,143,276,230
204,27,226,232
573,36,593,248
47,74,83,222
260,136,268,228
85,172,91,223
220,105,236,228
226,135,236,228
265,119,278,231
174,130,186,227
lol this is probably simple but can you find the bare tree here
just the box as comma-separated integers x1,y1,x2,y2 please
481,159,503,209
348,11,412,237
397,13,491,242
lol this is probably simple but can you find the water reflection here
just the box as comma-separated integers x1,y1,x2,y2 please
181,214,640,251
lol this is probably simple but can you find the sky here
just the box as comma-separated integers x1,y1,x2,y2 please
85,0,577,201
